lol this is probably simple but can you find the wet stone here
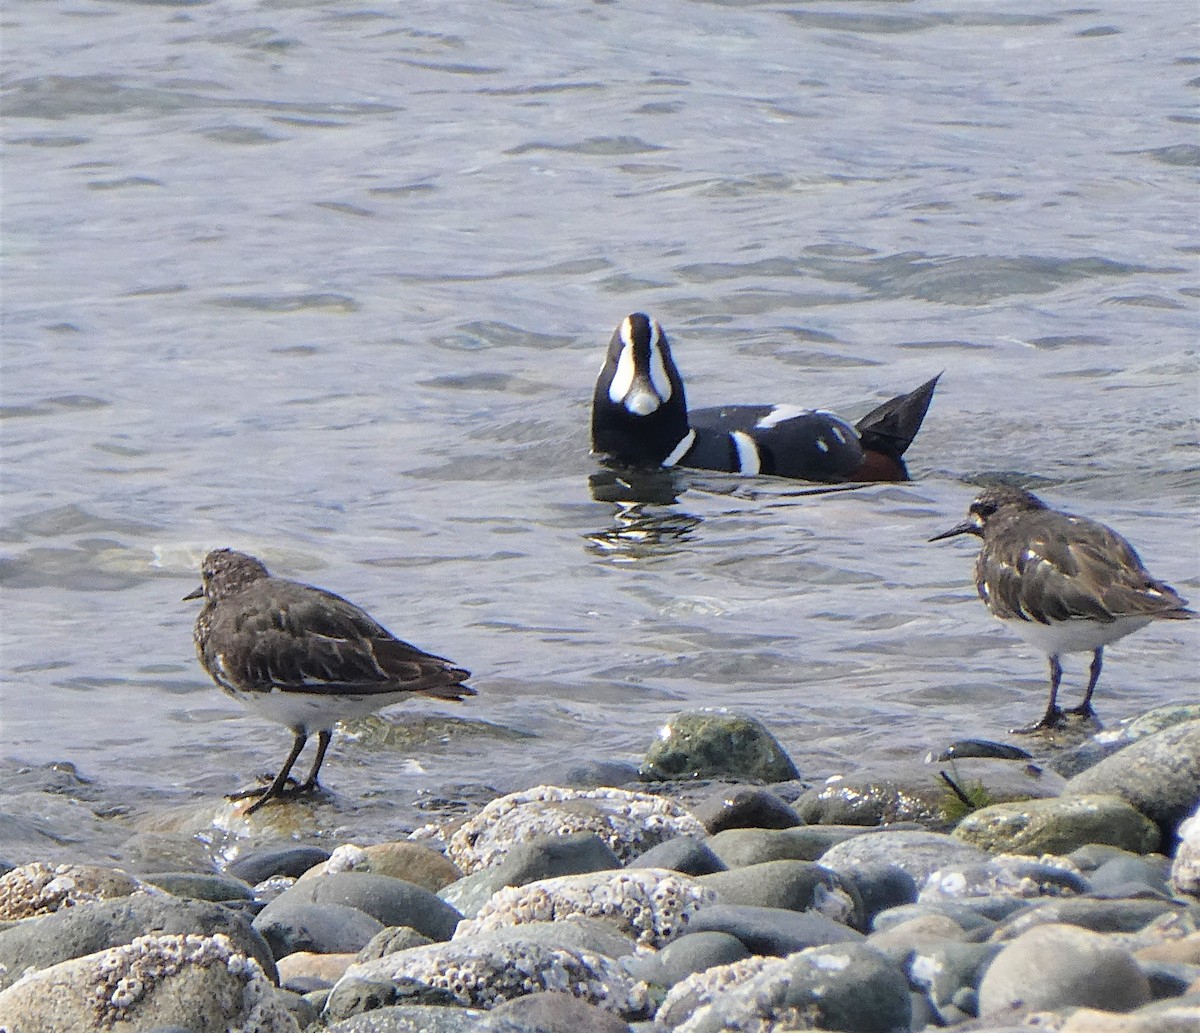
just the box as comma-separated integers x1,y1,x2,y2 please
638,708,800,783
628,835,727,876
819,828,989,886
993,896,1193,939
978,922,1152,1016
139,871,256,904
355,926,434,962
703,824,879,867
690,785,802,833
621,930,751,988
253,900,386,959
952,793,1161,857
683,902,862,956
227,845,332,886
298,842,462,894
696,859,864,929
921,854,1091,902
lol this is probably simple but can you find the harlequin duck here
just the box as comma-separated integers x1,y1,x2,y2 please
591,313,939,482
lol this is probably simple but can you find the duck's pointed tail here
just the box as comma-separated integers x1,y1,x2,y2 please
855,373,941,462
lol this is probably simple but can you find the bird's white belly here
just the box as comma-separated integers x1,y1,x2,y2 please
226,687,409,734
1000,614,1152,656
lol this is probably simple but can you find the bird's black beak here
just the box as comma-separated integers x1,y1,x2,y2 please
928,520,975,543
183,585,204,601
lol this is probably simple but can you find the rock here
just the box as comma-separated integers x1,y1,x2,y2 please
908,940,1004,1026
227,846,332,886
256,873,461,944
638,708,800,782
628,836,726,876
0,932,298,1032
697,859,863,928
440,832,620,918
978,922,1152,1016
480,990,633,1032
952,794,1161,856
703,824,879,867
328,932,649,1019
298,843,462,893
871,901,1000,935
796,758,1064,829
434,786,705,874
1171,804,1200,898
1087,854,1172,897
1060,1003,1200,1033
508,759,641,791
1135,932,1200,966
654,955,778,1029
455,868,716,949
690,786,801,833
683,903,862,956
1064,719,1200,836
139,871,256,904
277,950,356,990
921,854,1090,901
666,942,911,1033
0,892,277,991
0,861,146,920
868,913,972,954
621,930,750,988
993,897,1191,939
355,926,434,962
841,863,919,927
819,829,989,885
253,900,386,959
323,1004,485,1032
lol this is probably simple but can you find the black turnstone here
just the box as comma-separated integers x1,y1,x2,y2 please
591,312,940,482
185,548,474,814
930,485,1194,732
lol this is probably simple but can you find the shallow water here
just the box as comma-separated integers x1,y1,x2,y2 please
2,0,1197,865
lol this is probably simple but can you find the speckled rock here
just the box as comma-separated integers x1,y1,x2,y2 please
355,926,434,962
992,896,1191,939
697,860,863,929
0,861,147,920
253,899,386,959
690,786,802,834
440,832,621,918
638,708,800,782
298,842,462,893
953,794,1161,856
455,868,717,949
669,942,911,1033
978,922,1152,1016
0,932,298,1033
819,829,989,885
921,853,1090,902
0,892,277,991
1060,1003,1200,1033
1171,805,1200,898
256,873,461,943
908,940,1004,1026
328,932,650,1019
1064,719,1200,835
654,954,777,1030
277,949,356,991
432,786,705,875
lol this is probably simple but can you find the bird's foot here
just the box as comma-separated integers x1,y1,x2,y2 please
1063,703,1098,719
1010,708,1067,735
227,775,304,803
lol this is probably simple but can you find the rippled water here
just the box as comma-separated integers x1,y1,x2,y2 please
2,0,1197,864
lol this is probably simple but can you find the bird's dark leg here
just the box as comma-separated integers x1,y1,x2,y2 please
241,731,307,815
1065,648,1103,717
1013,655,1066,734
298,729,332,793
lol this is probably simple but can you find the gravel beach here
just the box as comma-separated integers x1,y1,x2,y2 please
1,706,1197,1033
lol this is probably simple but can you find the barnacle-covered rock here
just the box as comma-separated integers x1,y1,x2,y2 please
456,868,718,949
0,931,298,1032
431,785,705,874
654,954,775,1029
327,932,650,1019
298,841,462,893
0,862,146,920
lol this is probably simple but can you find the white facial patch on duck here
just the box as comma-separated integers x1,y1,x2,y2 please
608,341,637,406
754,405,812,430
731,431,761,475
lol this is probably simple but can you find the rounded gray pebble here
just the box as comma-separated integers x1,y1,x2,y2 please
253,899,385,959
